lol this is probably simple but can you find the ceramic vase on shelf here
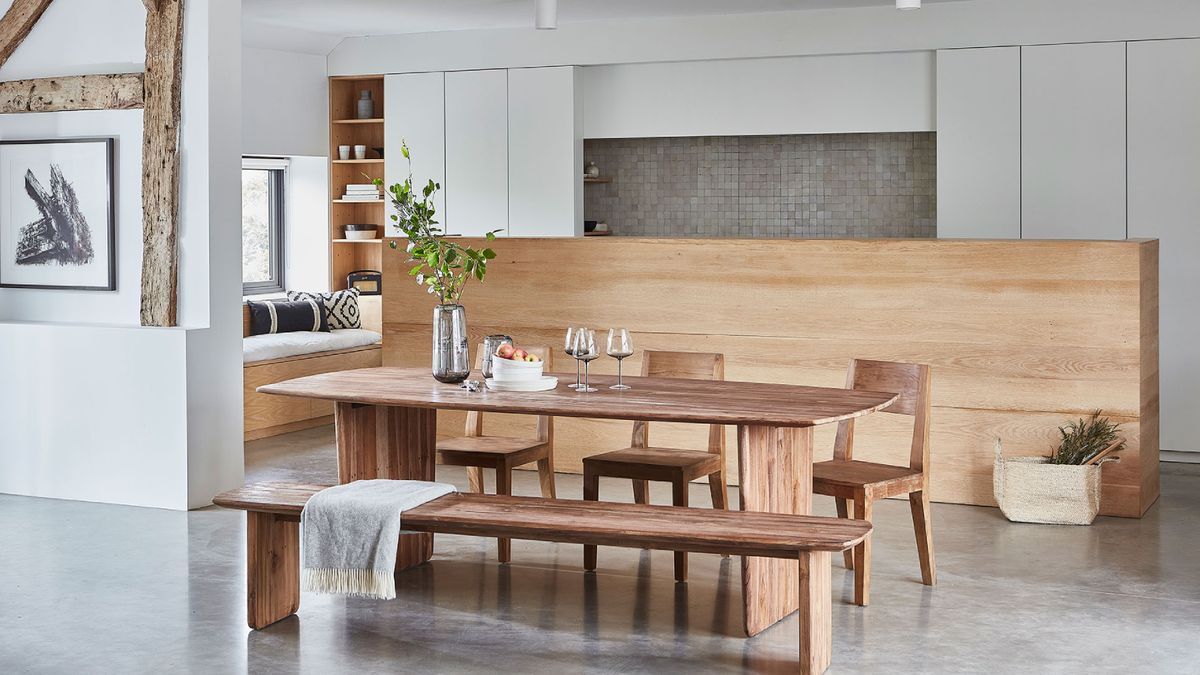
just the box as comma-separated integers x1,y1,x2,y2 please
357,90,374,119
432,304,470,383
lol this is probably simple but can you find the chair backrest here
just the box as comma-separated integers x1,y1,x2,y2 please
465,344,553,442
833,358,932,471
632,350,726,456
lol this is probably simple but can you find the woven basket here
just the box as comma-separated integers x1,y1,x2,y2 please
992,439,1119,525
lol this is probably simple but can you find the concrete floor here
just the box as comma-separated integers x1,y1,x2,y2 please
2,426,1199,674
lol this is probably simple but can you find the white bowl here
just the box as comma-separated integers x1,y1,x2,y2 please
491,355,544,382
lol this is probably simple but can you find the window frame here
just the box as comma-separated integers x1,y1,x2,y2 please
241,157,289,296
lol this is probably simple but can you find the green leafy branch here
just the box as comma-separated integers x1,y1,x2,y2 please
1049,410,1125,465
376,141,501,305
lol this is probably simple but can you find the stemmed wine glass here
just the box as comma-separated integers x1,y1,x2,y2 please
606,328,634,390
573,329,600,393
564,326,582,391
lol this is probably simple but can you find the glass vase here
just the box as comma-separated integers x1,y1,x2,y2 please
432,304,470,384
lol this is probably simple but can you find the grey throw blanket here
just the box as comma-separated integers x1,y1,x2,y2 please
301,479,457,599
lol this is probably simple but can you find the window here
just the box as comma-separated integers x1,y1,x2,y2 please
242,158,287,295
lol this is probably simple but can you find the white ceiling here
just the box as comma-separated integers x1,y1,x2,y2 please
242,0,965,54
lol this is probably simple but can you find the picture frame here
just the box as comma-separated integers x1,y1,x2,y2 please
0,137,116,291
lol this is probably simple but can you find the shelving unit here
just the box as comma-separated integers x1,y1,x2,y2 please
329,75,386,333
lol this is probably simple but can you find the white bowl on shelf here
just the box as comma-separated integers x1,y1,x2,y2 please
491,355,544,382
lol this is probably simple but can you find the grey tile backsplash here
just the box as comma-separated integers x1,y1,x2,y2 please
583,133,936,238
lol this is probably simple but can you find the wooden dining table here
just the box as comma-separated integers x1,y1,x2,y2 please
259,366,897,637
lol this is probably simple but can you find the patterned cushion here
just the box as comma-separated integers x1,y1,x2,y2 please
246,298,329,336
287,288,362,330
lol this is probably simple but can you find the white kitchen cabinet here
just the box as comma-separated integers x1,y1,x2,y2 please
935,47,1021,238
1021,42,1126,240
444,69,509,237
1128,38,1200,455
384,72,445,237
508,66,583,237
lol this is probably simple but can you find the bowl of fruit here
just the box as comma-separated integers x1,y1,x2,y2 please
491,344,544,382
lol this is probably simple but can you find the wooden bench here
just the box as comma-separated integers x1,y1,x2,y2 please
215,482,871,674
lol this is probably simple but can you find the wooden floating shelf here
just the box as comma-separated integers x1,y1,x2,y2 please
332,159,384,164
332,239,383,244
332,199,385,204
333,118,384,125
584,176,613,184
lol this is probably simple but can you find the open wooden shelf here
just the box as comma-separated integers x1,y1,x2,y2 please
332,239,383,244
332,199,384,204
333,118,384,125
333,159,384,164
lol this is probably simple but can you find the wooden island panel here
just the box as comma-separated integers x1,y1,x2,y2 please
382,237,1159,518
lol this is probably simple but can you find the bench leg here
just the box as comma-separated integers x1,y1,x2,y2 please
798,550,832,675
247,512,300,630
672,478,688,582
496,465,512,563
583,468,599,572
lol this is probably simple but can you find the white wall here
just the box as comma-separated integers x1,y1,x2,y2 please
242,46,327,157
329,0,1200,76
284,155,330,293
0,0,244,510
582,51,934,139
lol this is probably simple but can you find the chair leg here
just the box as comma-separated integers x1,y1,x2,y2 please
852,493,873,606
467,466,485,493
495,465,512,563
583,467,599,572
708,469,728,510
632,479,649,504
835,497,854,570
672,478,688,582
536,454,556,499
909,489,936,586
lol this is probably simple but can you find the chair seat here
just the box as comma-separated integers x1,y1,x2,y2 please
437,436,549,468
812,460,923,499
584,447,723,482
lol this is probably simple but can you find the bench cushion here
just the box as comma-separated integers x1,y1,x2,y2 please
214,482,871,556
243,329,382,364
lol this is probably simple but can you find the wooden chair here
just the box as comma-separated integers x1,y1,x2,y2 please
436,344,555,563
813,358,934,606
582,350,727,582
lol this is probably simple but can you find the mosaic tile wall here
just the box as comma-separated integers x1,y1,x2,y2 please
583,133,936,238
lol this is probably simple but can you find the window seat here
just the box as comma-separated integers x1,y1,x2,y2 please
243,329,382,364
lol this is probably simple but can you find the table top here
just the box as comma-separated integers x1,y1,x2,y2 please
258,367,897,427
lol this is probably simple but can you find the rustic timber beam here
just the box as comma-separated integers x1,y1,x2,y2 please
0,0,53,70
0,73,144,113
139,0,184,327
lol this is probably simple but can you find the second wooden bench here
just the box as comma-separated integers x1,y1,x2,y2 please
214,482,871,675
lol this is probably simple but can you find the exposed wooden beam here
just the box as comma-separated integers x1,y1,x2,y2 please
139,0,184,327
0,73,143,113
0,0,54,71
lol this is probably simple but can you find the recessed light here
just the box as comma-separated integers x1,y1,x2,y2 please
897,0,921,9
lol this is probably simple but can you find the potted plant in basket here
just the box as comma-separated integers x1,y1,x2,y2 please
993,411,1125,525
375,141,501,383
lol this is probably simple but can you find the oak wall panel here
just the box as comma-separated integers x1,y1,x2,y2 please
383,237,1159,517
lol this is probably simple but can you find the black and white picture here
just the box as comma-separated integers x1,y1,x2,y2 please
0,138,115,290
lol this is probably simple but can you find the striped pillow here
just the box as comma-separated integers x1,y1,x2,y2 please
287,288,362,330
246,299,330,336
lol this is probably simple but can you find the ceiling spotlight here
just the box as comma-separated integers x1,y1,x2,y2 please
535,0,557,29
897,0,921,9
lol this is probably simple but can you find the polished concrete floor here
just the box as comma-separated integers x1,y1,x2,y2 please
2,425,1199,674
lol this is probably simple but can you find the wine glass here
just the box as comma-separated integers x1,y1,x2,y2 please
564,326,582,391
606,328,634,390
573,329,600,393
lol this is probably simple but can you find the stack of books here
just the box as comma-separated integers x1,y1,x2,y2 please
342,183,381,201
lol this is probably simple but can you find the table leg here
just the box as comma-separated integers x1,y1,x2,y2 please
335,402,437,571
737,424,812,637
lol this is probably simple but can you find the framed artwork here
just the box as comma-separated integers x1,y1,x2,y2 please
0,137,116,290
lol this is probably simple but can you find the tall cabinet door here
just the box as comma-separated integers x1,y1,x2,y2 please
445,69,509,237
384,73,445,237
1129,38,1200,456
1021,42,1126,239
936,47,1021,238
508,66,583,237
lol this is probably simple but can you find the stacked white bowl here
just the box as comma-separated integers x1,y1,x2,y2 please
490,355,544,382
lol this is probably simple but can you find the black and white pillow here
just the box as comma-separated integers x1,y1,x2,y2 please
247,298,329,336
287,288,361,330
